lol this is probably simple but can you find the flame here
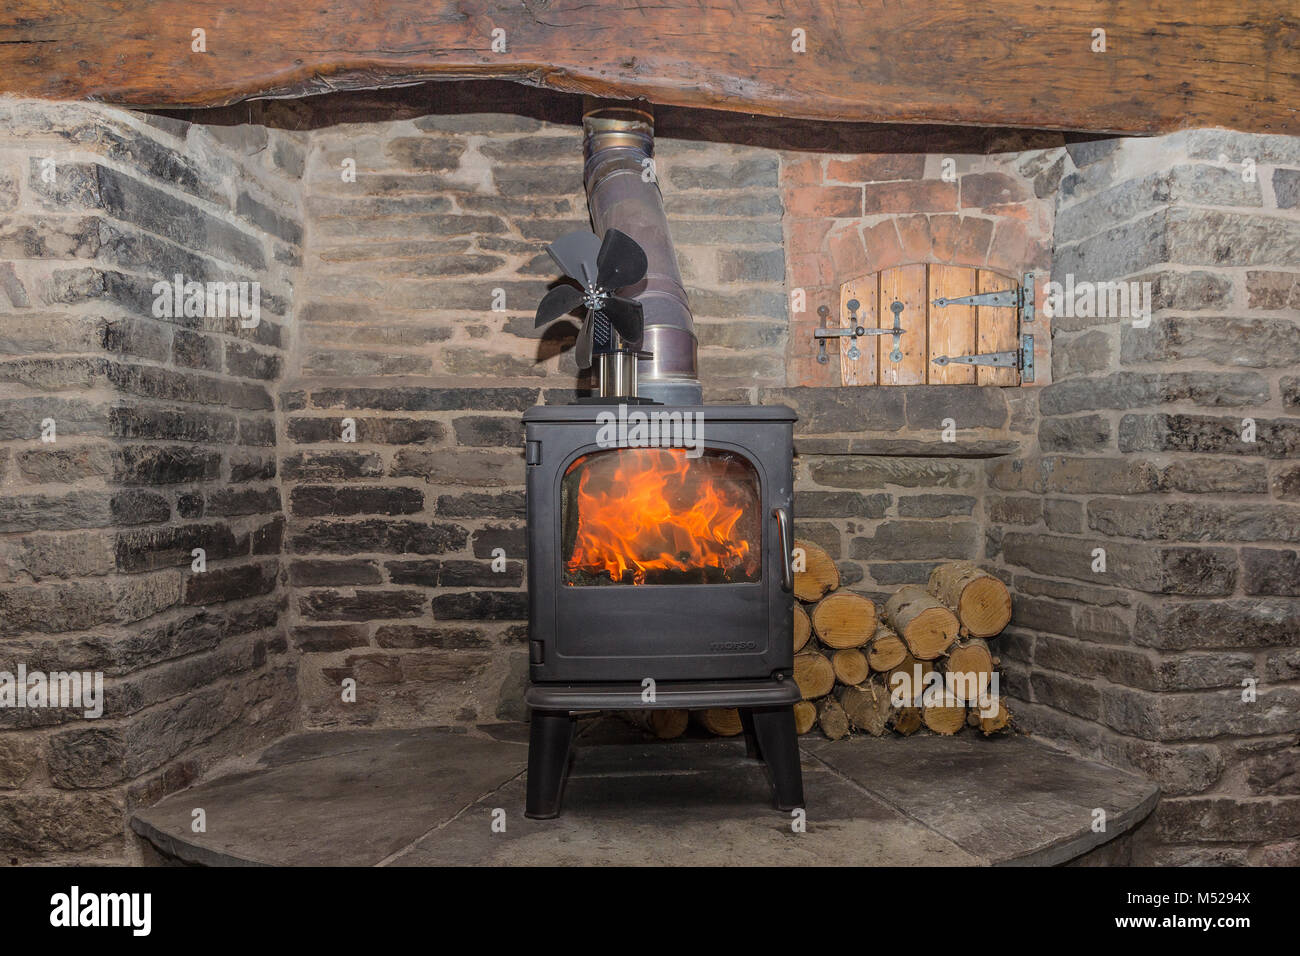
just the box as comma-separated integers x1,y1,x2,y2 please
564,448,759,585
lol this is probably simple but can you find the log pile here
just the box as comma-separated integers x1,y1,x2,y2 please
696,547,1015,741
619,550,1014,744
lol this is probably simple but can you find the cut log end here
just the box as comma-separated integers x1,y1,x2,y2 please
793,539,839,603
927,561,1011,638
887,653,936,707
831,648,870,686
811,591,878,648
892,706,923,736
977,698,1012,735
624,709,689,739
695,708,744,736
884,584,960,660
866,623,908,672
817,697,851,740
839,680,893,737
943,637,995,704
793,650,836,700
793,699,818,735
793,602,812,653
922,704,967,736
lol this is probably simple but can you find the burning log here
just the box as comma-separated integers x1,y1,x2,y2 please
884,585,960,660
811,591,877,648
793,539,839,602
793,650,836,700
563,447,761,587
866,623,908,672
926,561,1012,638
793,602,812,653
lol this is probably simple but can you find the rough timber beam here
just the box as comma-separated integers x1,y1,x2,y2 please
0,1,1296,134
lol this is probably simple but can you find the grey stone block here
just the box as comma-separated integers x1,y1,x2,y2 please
290,485,423,518
299,588,426,621
1088,497,1300,542
431,591,528,621
1122,315,1300,369
795,491,891,518
1241,548,1300,595
850,520,978,560
1135,599,1300,649
290,520,466,556
1039,415,1112,452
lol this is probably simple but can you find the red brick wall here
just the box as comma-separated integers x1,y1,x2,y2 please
782,138,1058,387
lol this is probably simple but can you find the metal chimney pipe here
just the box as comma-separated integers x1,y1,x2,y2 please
582,99,702,405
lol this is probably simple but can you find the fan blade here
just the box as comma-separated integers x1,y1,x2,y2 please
600,296,644,347
574,313,596,370
595,228,649,291
546,231,602,285
535,284,584,327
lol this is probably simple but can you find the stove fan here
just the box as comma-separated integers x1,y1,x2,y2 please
534,228,647,369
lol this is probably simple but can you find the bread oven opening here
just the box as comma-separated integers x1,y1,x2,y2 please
561,447,762,586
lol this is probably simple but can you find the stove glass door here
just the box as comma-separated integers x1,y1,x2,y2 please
560,447,762,586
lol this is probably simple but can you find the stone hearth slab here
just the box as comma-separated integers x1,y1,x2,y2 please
131,727,529,866
390,738,974,866
801,733,1161,866
131,721,1157,866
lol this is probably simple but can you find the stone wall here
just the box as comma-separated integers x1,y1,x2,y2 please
0,100,303,862
760,385,1031,599
989,130,1300,865
7,87,1294,865
284,103,798,727
284,101,1052,728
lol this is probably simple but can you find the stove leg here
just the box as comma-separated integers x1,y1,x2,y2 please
739,708,762,760
750,705,805,811
525,710,574,819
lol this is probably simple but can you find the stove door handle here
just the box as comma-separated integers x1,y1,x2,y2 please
773,506,793,593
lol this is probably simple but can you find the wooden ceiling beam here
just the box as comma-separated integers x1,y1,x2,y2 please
0,1,1296,134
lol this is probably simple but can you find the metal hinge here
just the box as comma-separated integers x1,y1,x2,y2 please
932,334,1035,382
932,271,1036,324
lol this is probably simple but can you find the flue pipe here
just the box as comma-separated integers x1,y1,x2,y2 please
582,98,702,405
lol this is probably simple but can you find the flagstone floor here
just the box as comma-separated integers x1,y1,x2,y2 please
131,718,1158,867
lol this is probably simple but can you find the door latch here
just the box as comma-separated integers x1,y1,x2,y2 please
814,300,907,364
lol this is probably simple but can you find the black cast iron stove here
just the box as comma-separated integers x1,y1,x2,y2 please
522,401,804,817
522,97,804,818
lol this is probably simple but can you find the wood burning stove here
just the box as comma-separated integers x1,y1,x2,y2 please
522,402,805,817
522,98,804,818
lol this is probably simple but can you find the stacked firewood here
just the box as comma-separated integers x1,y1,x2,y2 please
778,543,1014,739
623,545,1014,743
